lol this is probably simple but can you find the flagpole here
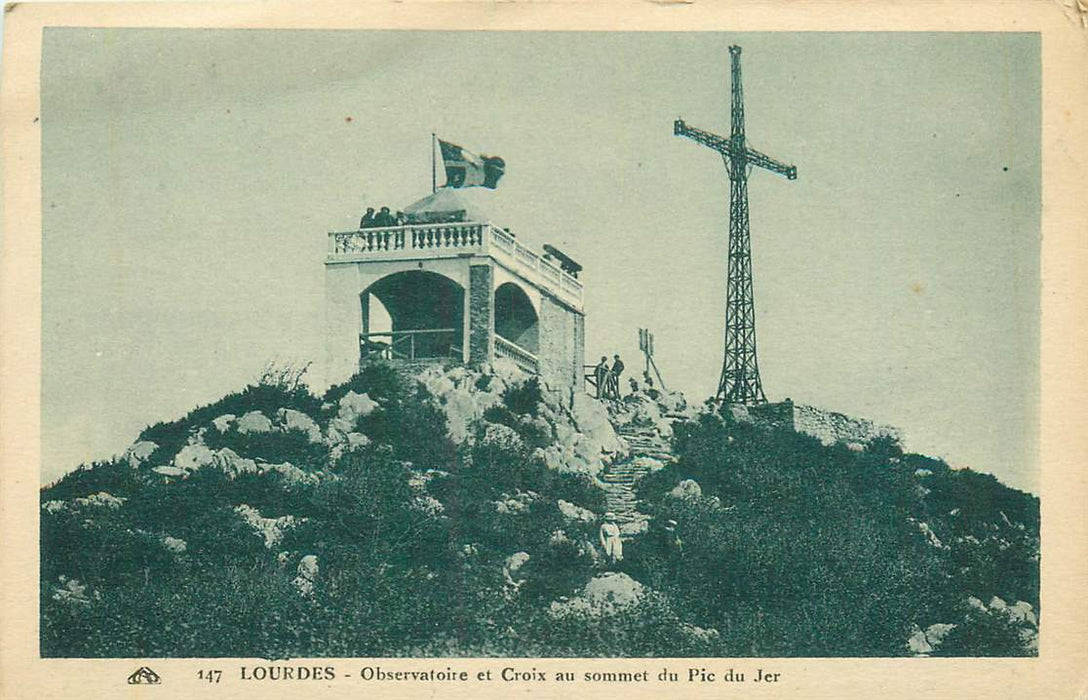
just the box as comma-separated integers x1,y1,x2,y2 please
431,132,437,193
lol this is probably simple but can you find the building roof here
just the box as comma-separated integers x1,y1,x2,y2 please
403,188,494,222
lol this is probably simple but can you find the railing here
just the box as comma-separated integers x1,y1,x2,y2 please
494,335,540,375
328,221,584,308
331,222,486,255
360,329,461,363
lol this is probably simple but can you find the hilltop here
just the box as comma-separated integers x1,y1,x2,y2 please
40,362,1038,658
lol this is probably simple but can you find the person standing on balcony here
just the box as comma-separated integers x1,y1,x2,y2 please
594,356,609,399
608,354,625,399
359,207,375,228
374,206,396,227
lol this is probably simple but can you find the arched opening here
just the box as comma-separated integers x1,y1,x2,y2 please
360,271,464,362
494,282,539,355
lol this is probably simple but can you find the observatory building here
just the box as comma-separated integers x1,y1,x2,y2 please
324,189,585,390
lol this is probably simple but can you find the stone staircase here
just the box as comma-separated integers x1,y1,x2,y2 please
600,428,675,529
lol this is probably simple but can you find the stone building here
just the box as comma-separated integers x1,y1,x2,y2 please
324,189,585,390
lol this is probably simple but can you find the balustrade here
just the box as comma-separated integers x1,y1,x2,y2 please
330,221,584,306
494,335,540,375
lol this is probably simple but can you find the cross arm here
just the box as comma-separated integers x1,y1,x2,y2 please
745,146,797,180
674,118,730,155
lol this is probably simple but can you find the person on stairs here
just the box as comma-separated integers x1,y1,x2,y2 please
599,512,624,564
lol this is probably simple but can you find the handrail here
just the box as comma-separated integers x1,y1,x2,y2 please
494,335,540,375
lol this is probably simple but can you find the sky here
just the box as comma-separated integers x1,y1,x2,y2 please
41,30,1040,492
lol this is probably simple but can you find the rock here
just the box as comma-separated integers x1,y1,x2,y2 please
213,448,259,477
337,391,379,425
74,492,126,509
988,596,1007,611
480,423,524,452
262,461,320,485
277,408,322,443
619,516,650,537
504,551,531,583
346,432,371,448
571,392,625,456
845,442,865,453
924,623,956,649
413,495,445,516
915,468,933,477
966,596,987,611
51,577,94,606
494,491,538,515
174,444,216,471
211,414,236,432
557,499,596,523
293,555,319,596
907,626,933,655
669,479,702,501
551,572,647,618
236,410,273,434
152,465,187,478
124,440,158,469
1008,601,1037,627
680,623,720,644
235,504,301,548
161,536,187,553
41,500,65,514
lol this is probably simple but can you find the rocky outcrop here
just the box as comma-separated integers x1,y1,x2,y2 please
235,504,302,548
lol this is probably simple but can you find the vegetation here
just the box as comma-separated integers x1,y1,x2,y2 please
40,366,1038,658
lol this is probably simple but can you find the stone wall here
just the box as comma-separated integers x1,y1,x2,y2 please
468,264,493,366
748,400,902,447
537,294,585,390
790,404,902,447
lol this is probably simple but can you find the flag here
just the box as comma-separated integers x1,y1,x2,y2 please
438,139,505,189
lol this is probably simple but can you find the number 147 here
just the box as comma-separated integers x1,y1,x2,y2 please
198,669,222,683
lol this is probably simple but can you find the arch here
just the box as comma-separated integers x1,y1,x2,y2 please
360,270,464,361
495,281,539,354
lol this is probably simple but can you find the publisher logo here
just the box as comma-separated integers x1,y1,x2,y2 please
127,667,162,685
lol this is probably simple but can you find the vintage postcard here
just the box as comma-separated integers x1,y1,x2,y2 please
2,2,1086,698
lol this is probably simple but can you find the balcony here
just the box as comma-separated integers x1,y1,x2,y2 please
328,221,583,309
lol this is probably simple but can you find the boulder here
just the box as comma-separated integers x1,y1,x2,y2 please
549,572,647,619
152,465,187,478
174,444,216,471
557,499,596,523
211,414,236,432
293,555,319,597
907,626,933,655
161,536,187,553
277,408,322,443
337,391,379,424
669,479,702,501
924,623,956,648
124,440,158,469
212,448,255,477
346,432,371,448
1008,601,1038,627
236,410,273,434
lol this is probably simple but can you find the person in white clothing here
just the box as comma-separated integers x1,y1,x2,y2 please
599,512,623,564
